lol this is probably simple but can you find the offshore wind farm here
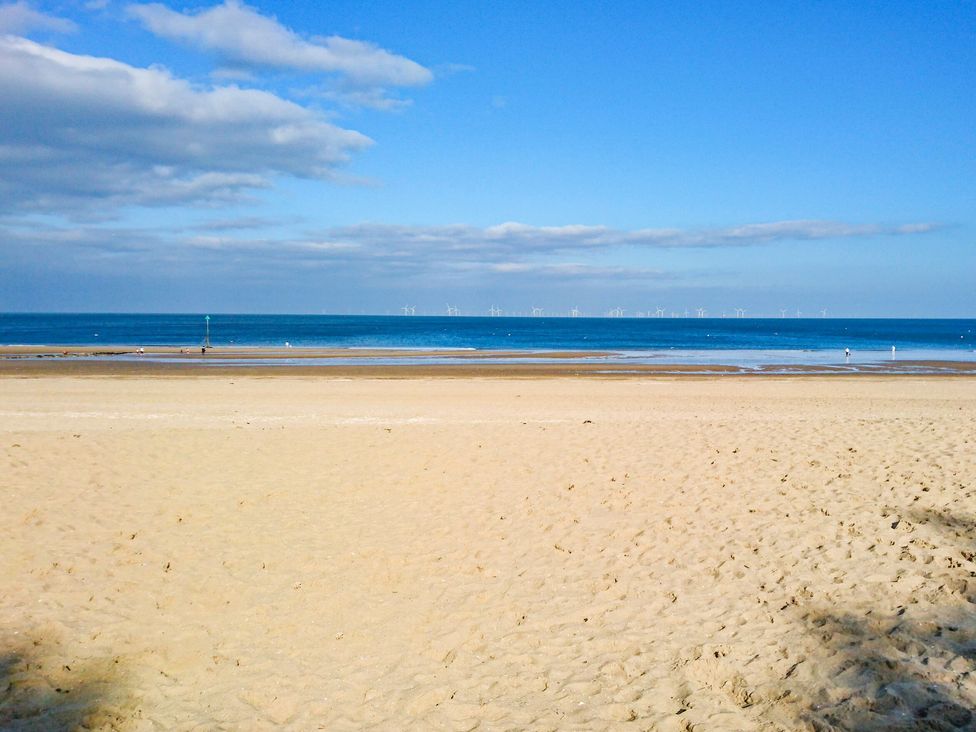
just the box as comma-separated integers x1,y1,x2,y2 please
396,306,816,318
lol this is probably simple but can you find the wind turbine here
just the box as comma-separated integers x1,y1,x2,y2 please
820,309,827,318
401,305,416,316
489,305,502,317
570,306,581,318
446,304,459,316
655,306,665,318
780,309,787,319
734,308,746,318
696,307,706,318
796,309,802,318
531,306,544,317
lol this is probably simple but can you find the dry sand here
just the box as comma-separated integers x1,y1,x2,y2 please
1,375,975,730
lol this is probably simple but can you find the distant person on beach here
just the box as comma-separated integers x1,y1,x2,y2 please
845,348,850,359
201,347,206,355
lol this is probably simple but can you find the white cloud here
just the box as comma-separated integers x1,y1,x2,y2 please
321,86,413,111
126,1,432,87
0,217,939,285
0,222,681,289
190,216,293,231
0,35,372,213
0,1,76,33
472,262,671,281
301,219,940,258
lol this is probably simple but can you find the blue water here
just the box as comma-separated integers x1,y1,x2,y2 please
2,313,974,359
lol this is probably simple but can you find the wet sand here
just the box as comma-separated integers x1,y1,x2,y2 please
0,345,613,360
1,345,975,378
2,375,976,730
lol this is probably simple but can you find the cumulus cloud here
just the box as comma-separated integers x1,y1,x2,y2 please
126,1,432,87
0,1,76,34
0,35,371,213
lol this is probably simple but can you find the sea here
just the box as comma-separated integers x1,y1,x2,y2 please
2,313,975,370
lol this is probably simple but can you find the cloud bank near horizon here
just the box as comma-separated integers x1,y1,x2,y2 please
301,220,940,256
0,218,940,290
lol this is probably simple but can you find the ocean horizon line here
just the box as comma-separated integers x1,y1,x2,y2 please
2,311,975,320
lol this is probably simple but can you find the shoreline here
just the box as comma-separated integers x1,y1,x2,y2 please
0,345,613,360
1,351,975,378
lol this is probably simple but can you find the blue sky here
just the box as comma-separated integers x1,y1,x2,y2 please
0,0,972,316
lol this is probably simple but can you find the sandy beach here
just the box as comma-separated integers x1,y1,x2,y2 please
2,373,976,730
